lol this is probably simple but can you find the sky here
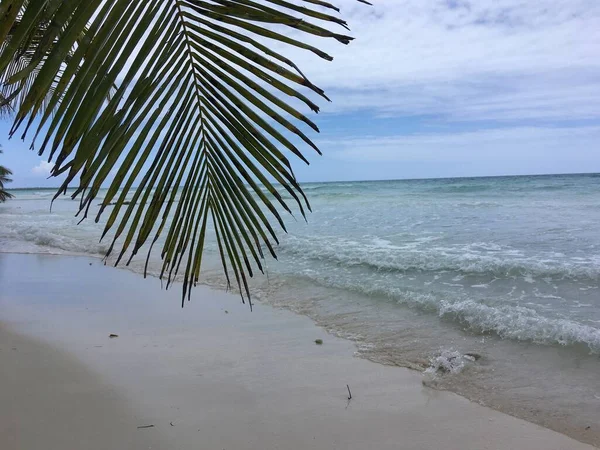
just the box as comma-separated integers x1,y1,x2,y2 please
1,0,600,187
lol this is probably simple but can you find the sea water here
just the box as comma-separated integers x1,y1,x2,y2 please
2,173,600,437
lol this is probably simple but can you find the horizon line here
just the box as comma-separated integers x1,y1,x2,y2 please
7,170,600,190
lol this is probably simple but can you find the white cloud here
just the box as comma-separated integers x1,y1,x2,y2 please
322,126,600,163
31,160,55,176
273,0,600,122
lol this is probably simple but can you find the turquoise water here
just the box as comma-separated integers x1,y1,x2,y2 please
2,173,600,435
275,175,600,347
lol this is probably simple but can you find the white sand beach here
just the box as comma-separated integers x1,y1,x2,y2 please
0,253,597,450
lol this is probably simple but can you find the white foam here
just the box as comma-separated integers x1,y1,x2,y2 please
280,235,600,280
438,299,600,352
426,349,466,375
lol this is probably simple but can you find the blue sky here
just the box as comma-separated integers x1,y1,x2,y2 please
2,0,600,187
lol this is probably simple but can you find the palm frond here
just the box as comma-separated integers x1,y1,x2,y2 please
0,0,370,306
0,148,14,201
0,190,14,202
0,1,60,117
0,2,115,119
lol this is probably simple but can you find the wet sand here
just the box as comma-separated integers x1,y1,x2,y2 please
0,253,597,450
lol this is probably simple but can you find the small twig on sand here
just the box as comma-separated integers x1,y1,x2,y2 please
346,384,352,400
137,425,154,429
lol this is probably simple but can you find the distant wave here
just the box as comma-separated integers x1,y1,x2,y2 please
529,184,572,191
301,183,357,191
455,201,500,208
307,192,359,200
427,184,494,194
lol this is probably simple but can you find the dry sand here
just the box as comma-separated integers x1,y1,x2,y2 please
0,253,597,450
0,325,163,450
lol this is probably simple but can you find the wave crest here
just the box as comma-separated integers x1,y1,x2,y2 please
281,235,600,280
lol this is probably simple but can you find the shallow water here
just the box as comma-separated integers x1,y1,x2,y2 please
2,174,600,439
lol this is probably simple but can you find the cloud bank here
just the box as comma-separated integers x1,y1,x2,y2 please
322,126,600,163
282,0,600,123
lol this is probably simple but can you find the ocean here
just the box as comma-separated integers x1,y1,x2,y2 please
2,173,600,435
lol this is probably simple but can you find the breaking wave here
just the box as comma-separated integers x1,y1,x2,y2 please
280,235,600,280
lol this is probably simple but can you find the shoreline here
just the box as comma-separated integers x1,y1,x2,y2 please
1,253,598,449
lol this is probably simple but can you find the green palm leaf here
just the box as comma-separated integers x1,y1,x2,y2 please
0,148,14,202
0,0,370,307
0,2,117,119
